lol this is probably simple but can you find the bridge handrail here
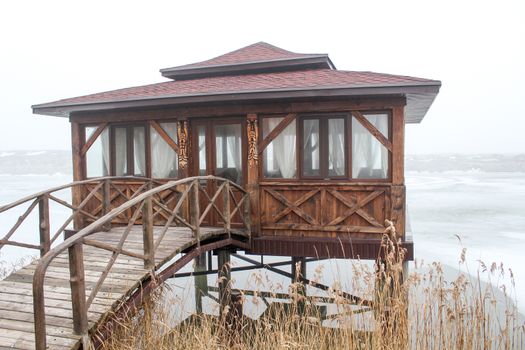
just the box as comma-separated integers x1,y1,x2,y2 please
31,175,250,350
0,176,164,256
0,176,154,213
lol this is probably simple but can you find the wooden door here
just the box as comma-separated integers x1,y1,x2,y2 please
191,118,246,227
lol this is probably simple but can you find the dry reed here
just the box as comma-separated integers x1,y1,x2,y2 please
98,225,525,350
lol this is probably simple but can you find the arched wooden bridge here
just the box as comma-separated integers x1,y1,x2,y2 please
0,176,251,350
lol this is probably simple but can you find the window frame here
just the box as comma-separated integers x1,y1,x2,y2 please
350,110,392,182
83,121,150,179
109,123,149,177
149,119,179,180
260,114,297,180
299,114,348,180
260,111,393,183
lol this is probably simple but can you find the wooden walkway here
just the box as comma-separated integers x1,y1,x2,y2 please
0,176,251,349
0,225,244,349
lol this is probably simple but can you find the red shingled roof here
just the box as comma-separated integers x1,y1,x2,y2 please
36,69,439,108
171,42,319,69
32,42,441,123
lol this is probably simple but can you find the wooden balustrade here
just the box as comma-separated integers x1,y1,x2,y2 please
0,176,161,257
259,182,399,239
28,176,250,350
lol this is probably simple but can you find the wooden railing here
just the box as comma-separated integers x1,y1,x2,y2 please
259,182,405,239
0,176,163,257
30,176,250,350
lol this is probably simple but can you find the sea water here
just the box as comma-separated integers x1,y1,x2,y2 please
0,151,524,315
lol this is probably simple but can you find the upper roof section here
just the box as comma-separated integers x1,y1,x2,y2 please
32,42,441,123
160,42,335,80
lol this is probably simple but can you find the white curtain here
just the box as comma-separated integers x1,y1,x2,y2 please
328,119,345,176
352,114,389,179
115,128,127,176
226,125,242,183
100,128,110,176
151,122,178,178
265,118,296,178
133,127,146,176
198,128,206,175
302,119,319,176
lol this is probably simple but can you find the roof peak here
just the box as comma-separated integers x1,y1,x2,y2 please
160,42,335,80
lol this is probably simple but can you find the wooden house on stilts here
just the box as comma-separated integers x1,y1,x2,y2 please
33,41,442,258
0,42,440,349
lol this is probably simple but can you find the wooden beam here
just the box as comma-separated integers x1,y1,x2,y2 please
391,106,405,185
70,96,407,123
177,119,189,177
258,113,296,154
149,120,179,152
80,123,107,156
71,122,84,230
38,195,51,257
246,114,260,235
351,111,392,152
67,239,88,336
142,195,154,269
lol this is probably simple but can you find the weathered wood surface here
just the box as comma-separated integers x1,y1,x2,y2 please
0,225,239,350
260,183,391,239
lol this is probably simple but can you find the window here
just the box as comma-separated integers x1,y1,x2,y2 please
150,122,178,178
85,126,109,177
84,124,147,178
215,123,242,184
262,117,297,178
112,125,146,176
301,116,346,178
352,113,389,179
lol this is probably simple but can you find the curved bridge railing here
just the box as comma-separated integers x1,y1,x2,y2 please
0,176,166,257
22,176,249,350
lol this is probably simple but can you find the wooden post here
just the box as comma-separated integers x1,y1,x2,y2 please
194,253,208,314
391,105,406,239
391,185,406,240
246,114,260,235
38,194,51,257
189,180,201,243
142,195,154,269
177,118,189,178
71,121,84,230
101,179,111,231
291,257,307,314
223,181,231,236
65,230,88,336
217,249,231,317
226,289,244,342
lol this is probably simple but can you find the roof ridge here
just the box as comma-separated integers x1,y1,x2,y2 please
162,42,320,74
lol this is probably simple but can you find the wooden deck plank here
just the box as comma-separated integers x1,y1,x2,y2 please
0,225,242,349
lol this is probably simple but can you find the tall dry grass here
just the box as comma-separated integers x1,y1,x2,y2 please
98,224,525,350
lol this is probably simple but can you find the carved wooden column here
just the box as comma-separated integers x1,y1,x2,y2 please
177,118,189,178
246,114,260,235
391,105,406,239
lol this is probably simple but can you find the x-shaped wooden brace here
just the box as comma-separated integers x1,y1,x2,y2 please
266,188,319,225
327,190,384,227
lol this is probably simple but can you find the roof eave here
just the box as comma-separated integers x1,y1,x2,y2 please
32,83,441,122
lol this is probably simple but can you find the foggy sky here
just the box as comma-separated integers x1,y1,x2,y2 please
0,0,523,154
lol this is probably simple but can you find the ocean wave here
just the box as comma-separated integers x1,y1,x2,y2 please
25,151,47,156
0,173,72,177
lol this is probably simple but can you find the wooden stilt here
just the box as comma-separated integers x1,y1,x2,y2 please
217,249,232,317
226,289,244,344
291,257,307,314
194,253,208,314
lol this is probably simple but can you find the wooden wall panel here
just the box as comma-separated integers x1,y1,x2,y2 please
259,183,390,239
